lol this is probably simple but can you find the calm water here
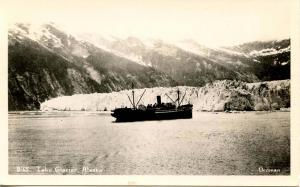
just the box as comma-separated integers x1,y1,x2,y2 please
8,111,290,175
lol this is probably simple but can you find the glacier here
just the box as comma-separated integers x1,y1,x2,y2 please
41,80,290,112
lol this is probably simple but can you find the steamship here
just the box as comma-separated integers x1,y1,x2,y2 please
111,85,193,122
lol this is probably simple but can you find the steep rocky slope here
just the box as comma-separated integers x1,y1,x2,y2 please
8,23,175,110
8,37,101,110
41,80,290,112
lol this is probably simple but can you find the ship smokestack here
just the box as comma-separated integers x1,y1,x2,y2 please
157,96,161,105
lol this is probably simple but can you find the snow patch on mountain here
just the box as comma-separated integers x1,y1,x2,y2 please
70,44,90,58
249,46,290,57
215,47,248,57
9,23,64,48
76,33,151,67
85,65,102,84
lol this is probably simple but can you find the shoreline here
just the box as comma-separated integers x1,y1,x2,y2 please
8,108,290,114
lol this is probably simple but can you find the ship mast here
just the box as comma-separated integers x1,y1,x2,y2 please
132,82,135,109
166,88,186,107
179,91,187,106
126,83,146,109
177,89,180,106
165,93,176,105
136,89,147,107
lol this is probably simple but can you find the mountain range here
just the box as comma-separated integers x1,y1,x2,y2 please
8,23,290,110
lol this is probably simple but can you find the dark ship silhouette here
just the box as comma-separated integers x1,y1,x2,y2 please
111,84,193,122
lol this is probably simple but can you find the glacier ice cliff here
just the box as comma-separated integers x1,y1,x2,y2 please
41,80,290,112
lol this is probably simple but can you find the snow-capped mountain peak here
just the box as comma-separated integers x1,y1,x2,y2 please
9,23,64,48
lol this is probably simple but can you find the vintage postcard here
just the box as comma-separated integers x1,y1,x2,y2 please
0,0,299,185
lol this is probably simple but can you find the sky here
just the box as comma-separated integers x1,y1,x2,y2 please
1,0,295,46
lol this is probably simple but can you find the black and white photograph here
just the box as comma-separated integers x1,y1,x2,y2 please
1,0,300,185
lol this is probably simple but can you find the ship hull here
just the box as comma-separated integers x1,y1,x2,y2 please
111,107,192,122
